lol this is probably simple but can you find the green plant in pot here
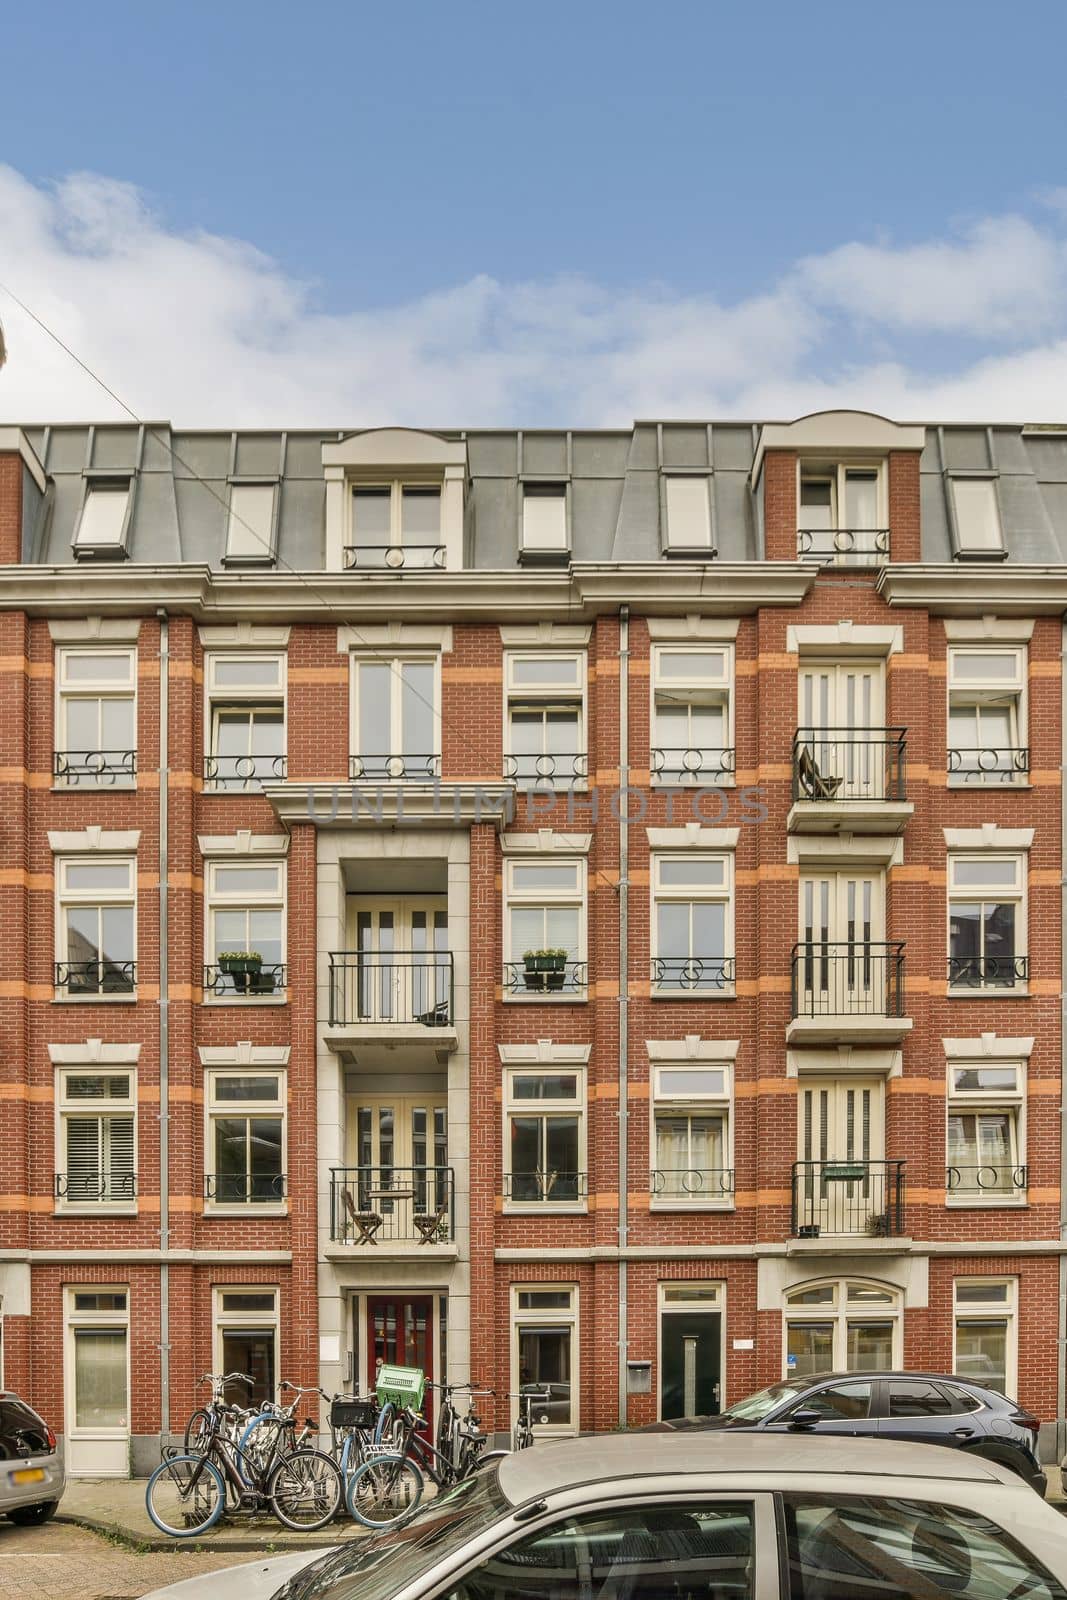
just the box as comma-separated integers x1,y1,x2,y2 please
218,950,262,993
522,948,568,990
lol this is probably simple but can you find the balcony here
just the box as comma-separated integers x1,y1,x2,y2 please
349,752,441,782
53,749,137,787
203,963,286,1001
503,1171,587,1206
650,1167,734,1207
947,746,1030,785
343,543,446,571
503,960,587,1001
503,752,588,788
203,753,287,790
651,746,735,786
789,729,911,833
330,1166,455,1249
791,1159,906,1240
948,954,1028,992
650,956,735,995
55,959,136,998
204,1173,287,1205
788,942,910,1044
796,527,890,566
946,1164,1028,1204
326,951,457,1060
54,1172,137,1204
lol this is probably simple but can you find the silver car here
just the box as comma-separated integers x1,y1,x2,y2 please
143,1432,1067,1599
0,1392,65,1526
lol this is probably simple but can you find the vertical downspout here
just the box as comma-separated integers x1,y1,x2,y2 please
1058,618,1067,1461
617,606,630,1428
157,611,170,1449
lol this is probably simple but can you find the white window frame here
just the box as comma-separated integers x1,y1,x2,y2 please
346,480,445,569
212,1286,280,1404
782,1277,902,1377
947,853,1027,994
204,858,287,1002
225,481,278,566
947,646,1028,785
54,646,138,789
503,855,587,1001
73,478,133,557
650,1065,733,1210
204,1068,287,1213
662,474,714,552
948,474,1006,559
650,644,734,787
945,1062,1026,1207
64,1285,130,1473
510,1284,578,1438
650,852,735,996
349,652,442,781
55,855,137,1000
204,652,287,791
503,650,587,789
55,1068,137,1214
797,460,887,563
503,1066,587,1213
521,482,569,555
952,1277,1018,1396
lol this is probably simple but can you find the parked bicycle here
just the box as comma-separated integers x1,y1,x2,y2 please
345,1381,494,1528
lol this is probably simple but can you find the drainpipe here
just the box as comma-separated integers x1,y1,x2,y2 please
157,610,170,1451
1059,619,1067,1460
618,606,630,1428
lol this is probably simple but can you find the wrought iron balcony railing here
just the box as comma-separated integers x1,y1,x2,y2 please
791,942,905,1019
329,950,454,1027
946,1164,1028,1199
650,1167,735,1203
504,1171,587,1204
53,750,137,785
792,1159,905,1237
204,1173,287,1205
651,746,736,783
947,955,1028,990
349,752,441,781
504,960,587,998
55,1171,137,1203
797,527,890,564
650,956,735,993
330,1166,454,1244
343,543,447,571
203,753,287,788
204,963,286,999
55,959,136,996
947,746,1030,783
504,752,588,786
792,728,907,803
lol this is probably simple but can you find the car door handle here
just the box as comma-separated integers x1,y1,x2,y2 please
953,1427,975,1439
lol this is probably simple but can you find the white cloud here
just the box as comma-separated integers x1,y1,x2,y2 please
2,165,1067,427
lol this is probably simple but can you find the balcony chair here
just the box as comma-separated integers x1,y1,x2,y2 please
797,744,843,801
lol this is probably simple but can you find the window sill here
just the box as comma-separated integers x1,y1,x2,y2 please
649,1200,735,1214
651,987,736,1001
946,778,1031,790
203,1204,288,1219
201,993,288,1007
651,775,735,790
54,1204,138,1218
52,781,137,794
503,992,589,1005
946,987,1030,1000
944,1195,1028,1210
518,548,571,568
53,992,138,1004
503,1203,588,1217
510,781,589,795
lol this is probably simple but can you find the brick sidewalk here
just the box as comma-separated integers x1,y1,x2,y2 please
0,1520,271,1600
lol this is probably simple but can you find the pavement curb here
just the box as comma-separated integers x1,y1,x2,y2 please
54,1508,346,1556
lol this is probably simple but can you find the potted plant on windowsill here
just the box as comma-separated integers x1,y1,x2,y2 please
522,948,568,991
218,950,262,993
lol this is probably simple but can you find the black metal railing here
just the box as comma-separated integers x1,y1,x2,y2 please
947,746,1030,782
947,1164,1028,1198
203,963,286,998
203,753,287,788
791,1159,905,1237
343,544,447,571
650,1168,735,1202
504,1171,587,1204
204,1173,287,1205
55,959,136,996
504,960,587,998
329,950,454,1027
651,746,736,783
349,752,441,781
797,528,890,564
55,1171,137,1202
792,728,907,803
947,955,1028,990
54,750,137,785
504,752,588,786
791,942,905,1019
650,955,735,992
330,1166,454,1244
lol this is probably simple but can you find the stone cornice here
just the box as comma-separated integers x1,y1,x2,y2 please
265,781,514,828
878,565,1067,613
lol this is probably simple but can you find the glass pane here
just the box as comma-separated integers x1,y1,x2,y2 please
352,487,391,540
401,486,440,540
517,1326,571,1424
544,907,579,954
800,478,834,528
249,1117,284,1199
510,906,546,955
953,857,1018,888
212,657,282,688
214,1076,279,1102
65,861,131,892
658,1069,726,1098
74,1329,127,1428
220,1330,275,1408
952,652,1019,682
844,470,878,528
847,1320,894,1370
658,650,727,682
248,909,283,966
656,901,690,958
787,1321,834,1377
64,652,132,683
790,1381,872,1421
952,1066,1018,1093
66,1074,130,1100
100,905,135,964
955,1319,1008,1392
522,488,567,551
659,858,725,887
213,865,281,896
512,1076,578,1101
786,1285,835,1306
544,1117,580,1198
212,909,247,951
510,1117,543,1201
955,1280,1010,1305
511,863,579,892
227,483,275,557
215,710,252,757
517,1290,571,1309
664,476,711,547
357,663,392,752
691,900,726,956
952,477,1003,550
76,485,129,547
886,1380,952,1418
100,698,134,748
401,662,435,755
65,698,101,749
511,656,581,688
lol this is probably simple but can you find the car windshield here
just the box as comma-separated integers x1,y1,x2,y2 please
280,1467,510,1600
719,1378,809,1421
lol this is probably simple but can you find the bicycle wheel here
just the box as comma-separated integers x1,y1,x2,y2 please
269,1449,343,1531
183,1408,212,1454
373,1401,396,1445
239,1413,286,1482
145,1453,226,1537
346,1453,423,1528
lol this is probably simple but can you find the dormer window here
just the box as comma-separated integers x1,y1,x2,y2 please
225,482,278,566
798,463,887,565
663,475,714,554
74,478,132,561
948,475,1005,560
347,483,444,570
521,484,569,565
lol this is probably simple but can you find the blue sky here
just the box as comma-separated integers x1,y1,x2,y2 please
2,0,1067,424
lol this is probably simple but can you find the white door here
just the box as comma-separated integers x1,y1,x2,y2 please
64,1290,130,1477
797,1079,885,1234
343,1098,449,1242
798,662,884,799
798,873,885,1016
347,899,449,1023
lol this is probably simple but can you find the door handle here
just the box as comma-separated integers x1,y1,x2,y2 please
953,1427,974,1440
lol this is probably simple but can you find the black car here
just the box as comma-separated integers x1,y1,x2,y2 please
648,1370,1046,1492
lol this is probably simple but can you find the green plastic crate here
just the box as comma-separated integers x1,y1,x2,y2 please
376,1364,426,1410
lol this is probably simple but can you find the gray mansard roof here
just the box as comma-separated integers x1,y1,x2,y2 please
13,416,1067,569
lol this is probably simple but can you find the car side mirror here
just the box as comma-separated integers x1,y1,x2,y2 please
787,1407,823,1430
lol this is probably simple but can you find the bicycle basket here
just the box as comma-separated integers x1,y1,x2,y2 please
330,1395,378,1430
376,1363,426,1410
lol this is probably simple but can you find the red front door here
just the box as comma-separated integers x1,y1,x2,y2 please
367,1295,434,1436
